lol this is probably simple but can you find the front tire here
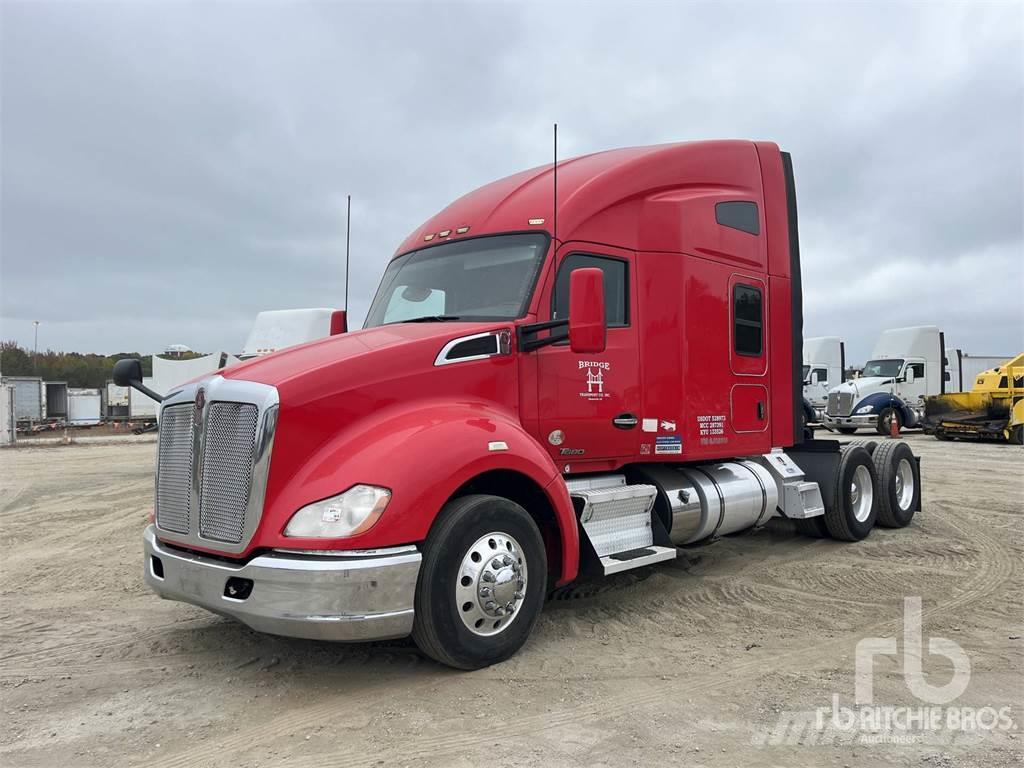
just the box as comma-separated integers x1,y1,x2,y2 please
412,494,547,670
876,407,902,436
823,445,879,541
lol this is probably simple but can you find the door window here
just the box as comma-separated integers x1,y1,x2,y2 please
553,254,628,327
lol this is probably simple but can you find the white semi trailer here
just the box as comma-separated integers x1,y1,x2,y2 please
803,336,845,419
823,325,959,435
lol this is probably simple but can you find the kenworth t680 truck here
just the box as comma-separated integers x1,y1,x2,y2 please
116,140,923,670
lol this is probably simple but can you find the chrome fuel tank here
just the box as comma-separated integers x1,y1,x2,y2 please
633,461,779,545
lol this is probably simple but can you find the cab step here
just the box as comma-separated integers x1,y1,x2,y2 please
566,477,677,575
600,545,677,575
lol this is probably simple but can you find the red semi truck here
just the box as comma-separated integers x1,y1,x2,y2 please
116,140,922,669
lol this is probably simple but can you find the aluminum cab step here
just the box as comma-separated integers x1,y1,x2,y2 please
567,478,677,575
600,545,677,575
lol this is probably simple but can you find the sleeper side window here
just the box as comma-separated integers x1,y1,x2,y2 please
733,284,763,356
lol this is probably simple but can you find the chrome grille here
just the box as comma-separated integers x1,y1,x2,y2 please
827,392,854,417
198,402,260,543
156,404,194,534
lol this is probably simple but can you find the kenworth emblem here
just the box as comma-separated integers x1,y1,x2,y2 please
194,387,206,426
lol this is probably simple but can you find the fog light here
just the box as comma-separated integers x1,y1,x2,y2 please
224,577,253,600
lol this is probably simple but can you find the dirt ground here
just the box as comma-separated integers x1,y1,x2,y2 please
1,434,1021,767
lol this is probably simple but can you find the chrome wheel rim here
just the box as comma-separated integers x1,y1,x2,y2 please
895,458,914,510
850,464,874,523
456,532,528,637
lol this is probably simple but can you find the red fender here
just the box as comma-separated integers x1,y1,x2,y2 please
257,399,580,584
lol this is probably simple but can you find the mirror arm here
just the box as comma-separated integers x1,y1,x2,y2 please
130,379,164,404
517,319,569,352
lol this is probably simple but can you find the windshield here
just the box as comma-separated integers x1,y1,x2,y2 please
802,364,811,382
862,359,904,378
364,234,549,327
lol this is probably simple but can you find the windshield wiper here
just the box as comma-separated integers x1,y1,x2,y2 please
393,314,463,324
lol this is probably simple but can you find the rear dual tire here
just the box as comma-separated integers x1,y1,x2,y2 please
822,445,878,541
871,441,920,528
795,443,919,541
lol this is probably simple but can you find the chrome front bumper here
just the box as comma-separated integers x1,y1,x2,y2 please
822,413,876,430
143,525,421,642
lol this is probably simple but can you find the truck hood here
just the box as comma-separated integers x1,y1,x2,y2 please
832,376,894,398
220,321,501,390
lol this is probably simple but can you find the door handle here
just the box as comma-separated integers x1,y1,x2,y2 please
613,413,638,430
757,402,765,420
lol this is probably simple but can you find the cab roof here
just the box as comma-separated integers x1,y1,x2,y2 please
393,139,776,260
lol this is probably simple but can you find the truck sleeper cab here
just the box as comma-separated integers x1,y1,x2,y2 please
128,140,924,669
803,336,845,420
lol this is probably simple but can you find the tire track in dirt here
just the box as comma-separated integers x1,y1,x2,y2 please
145,507,1018,768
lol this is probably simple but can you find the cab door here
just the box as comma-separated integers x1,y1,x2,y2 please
898,360,927,405
535,245,640,465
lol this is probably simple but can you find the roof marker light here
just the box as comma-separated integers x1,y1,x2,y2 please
424,234,435,241
528,218,545,225
456,226,470,234
439,229,452,237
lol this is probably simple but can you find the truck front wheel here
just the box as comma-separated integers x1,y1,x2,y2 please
876,408,901,436
412,494,547,670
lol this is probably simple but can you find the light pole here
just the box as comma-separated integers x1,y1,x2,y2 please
33,321,40,374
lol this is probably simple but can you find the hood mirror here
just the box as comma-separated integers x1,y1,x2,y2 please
401,286,434,302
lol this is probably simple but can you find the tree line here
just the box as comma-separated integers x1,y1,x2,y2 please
0,341,167,388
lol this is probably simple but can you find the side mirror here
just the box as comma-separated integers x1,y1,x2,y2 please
568,268,606,354
112,358,163,403
810,371,820,385
112,358,143,387
904,367,916,384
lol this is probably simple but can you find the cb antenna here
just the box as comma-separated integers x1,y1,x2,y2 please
344,194,351,312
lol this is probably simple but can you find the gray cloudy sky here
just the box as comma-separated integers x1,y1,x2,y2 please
2,1,1022,364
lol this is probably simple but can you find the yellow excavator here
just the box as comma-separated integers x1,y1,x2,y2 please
923,353,1024,445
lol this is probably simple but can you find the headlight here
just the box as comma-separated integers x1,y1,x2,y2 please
284,485,391,538
855,405,875,415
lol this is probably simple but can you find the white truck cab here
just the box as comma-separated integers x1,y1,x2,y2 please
823,326,955,435
239,308,343,360
803,336,845,418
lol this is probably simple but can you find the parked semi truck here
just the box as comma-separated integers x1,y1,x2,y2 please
239,308,347,360
803,336,845,419
822,326,956,435
116,140,923,670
